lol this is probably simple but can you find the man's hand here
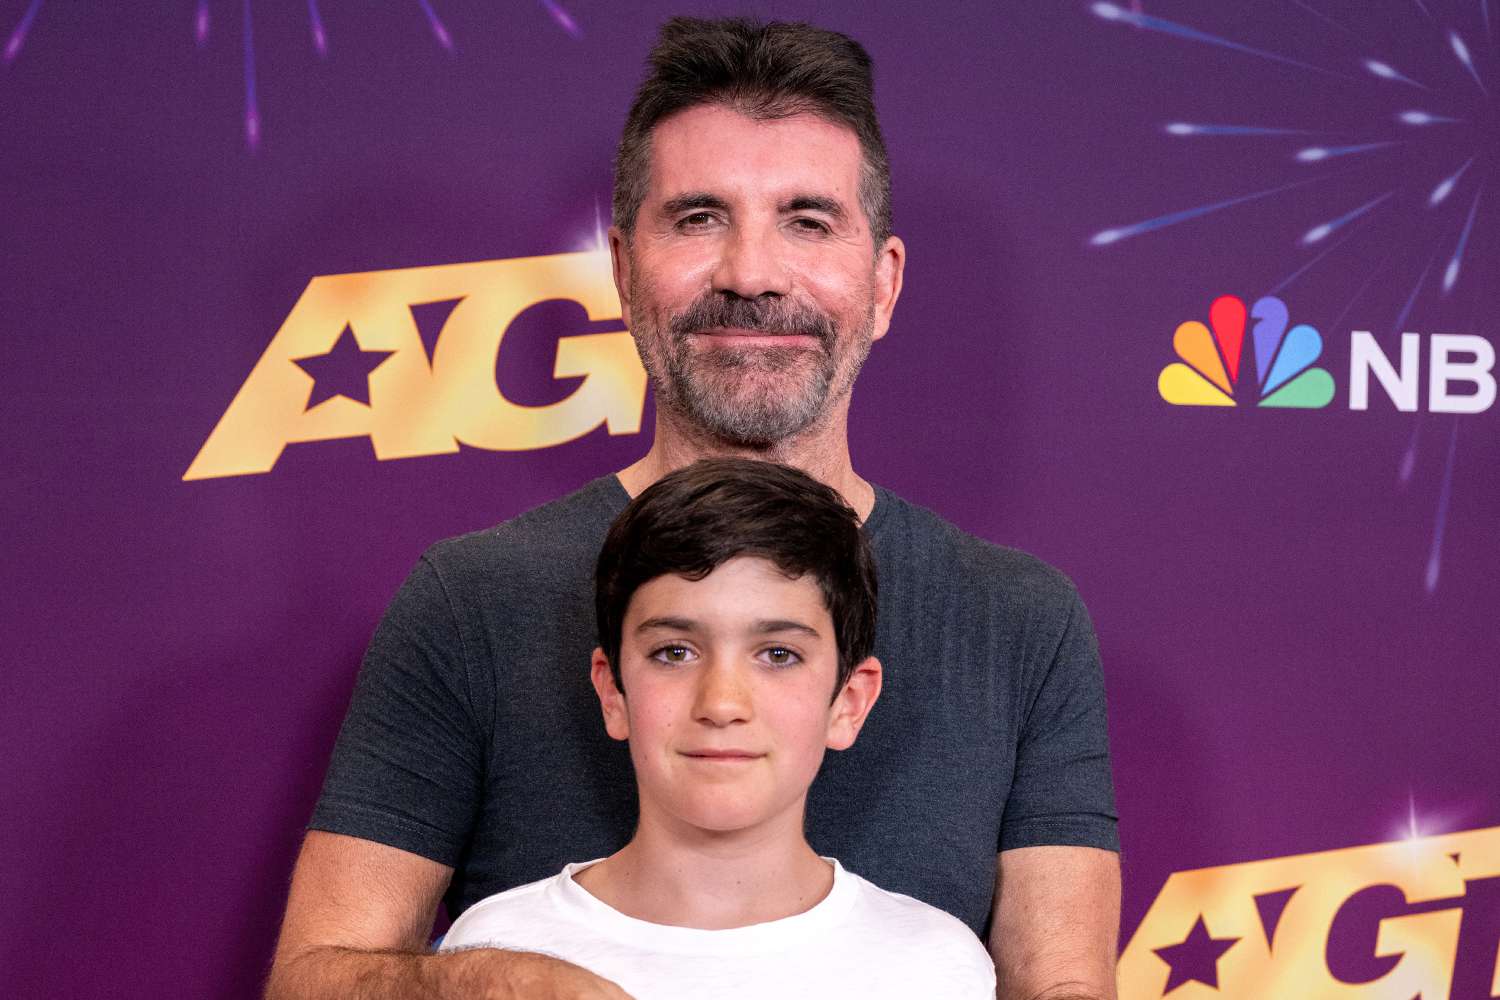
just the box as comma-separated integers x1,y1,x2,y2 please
264,831,636,1000
988,845,1120,1000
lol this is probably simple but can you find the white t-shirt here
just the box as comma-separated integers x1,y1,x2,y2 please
440,859,996,999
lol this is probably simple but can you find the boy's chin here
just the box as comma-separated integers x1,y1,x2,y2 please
663,791,796,836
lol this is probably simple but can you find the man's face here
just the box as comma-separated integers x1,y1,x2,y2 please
590,557,874,835
612,104,902,447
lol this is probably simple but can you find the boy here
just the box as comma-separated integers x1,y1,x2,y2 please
440,458,995,998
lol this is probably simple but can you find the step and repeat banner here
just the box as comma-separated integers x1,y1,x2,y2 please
3,3,1496,997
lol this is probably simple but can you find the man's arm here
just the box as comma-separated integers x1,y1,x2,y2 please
988,845,1120,1000
264,831,634,1000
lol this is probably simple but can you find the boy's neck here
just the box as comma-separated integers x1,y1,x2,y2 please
572,802,835,930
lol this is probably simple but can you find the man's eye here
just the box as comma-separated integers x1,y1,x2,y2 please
761,647,801,667
791,217,829,233
677,212,717,228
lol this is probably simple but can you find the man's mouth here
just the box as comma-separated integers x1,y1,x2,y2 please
689,327,821,346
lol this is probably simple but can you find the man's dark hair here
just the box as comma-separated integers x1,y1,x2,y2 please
613,16,891,248
595,458,877,697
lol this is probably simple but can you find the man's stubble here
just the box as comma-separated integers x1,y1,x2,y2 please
628,275,877,449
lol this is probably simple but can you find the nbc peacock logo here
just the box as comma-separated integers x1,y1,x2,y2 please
1157,295,1335,408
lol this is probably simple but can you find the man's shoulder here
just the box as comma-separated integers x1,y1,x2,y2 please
418,475,627,585
871,486,1082,617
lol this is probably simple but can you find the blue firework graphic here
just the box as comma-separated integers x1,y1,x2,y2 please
1089,0,1496,595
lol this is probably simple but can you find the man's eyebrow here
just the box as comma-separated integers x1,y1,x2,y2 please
660,192,730,215
753,619,821,638
781,195,848,223
636,615,699,633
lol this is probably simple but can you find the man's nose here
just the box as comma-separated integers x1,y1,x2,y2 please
692,659,753,727
711,222,791,300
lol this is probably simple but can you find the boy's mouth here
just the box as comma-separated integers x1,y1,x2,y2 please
681,749,764,760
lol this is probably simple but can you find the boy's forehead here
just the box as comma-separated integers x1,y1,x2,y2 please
625,557,830,628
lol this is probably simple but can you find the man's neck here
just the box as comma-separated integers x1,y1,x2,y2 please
571,804,834,930
615,403,875,521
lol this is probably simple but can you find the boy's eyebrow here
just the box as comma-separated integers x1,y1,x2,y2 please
753,619,821,637
633,617,821,637
636,615,699,633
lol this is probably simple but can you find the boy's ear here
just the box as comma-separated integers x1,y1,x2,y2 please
825,656,882,751
590,648,630,742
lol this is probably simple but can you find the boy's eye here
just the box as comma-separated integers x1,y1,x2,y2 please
761,647,801,667
651,644,695,664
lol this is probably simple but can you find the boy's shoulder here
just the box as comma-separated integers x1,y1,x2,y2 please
841,867,996,979
439,868,566,951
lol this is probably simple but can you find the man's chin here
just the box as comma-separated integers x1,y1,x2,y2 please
685,403,824,448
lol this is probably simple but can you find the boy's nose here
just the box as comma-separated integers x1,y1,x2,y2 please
692,660,753,727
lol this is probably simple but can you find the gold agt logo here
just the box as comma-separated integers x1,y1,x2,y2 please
1118,826,1500,999
184,251,647,480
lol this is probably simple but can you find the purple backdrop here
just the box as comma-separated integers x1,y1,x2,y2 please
3,3,1496,997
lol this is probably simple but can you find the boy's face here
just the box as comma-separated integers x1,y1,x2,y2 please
591,556,880,837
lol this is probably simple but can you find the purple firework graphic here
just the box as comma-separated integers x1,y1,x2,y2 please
3,3,584,145
1088,0,1496,596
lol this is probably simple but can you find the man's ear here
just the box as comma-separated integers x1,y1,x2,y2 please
869,235,905,343
608,226,633,330
590,648,630,742
826,656,882,751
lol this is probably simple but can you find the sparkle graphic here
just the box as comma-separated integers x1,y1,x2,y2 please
1152,916,1240,992
1443,190,1482,292
417,0,454,53
4,0,42,65
1295,141,1396,162
1291,0,1361,39
1092,1,1495,594
308,0,327,57
573,197,611,254
1266,226,1360,296
1425,420,1458,594
1091,2,1346,78
292,326,395,409
1166,122,1312,136
1301,189,1395,245
1449,30,1488,95
1429,157,1473,205
540,0,581,38
1364,58,1428,89
1398,109,1463,125
1387,258,1435,487
21,5,589,149
242,0,259,151
1090,178,1323,246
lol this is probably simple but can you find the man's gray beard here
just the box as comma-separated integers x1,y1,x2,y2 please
643,317,874,448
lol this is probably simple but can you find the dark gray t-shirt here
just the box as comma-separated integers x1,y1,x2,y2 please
311,475,1117,936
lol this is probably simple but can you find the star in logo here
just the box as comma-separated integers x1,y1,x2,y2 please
1152,915,1239,994
291,325,394,409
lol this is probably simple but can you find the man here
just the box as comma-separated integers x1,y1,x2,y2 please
266,17,1119,1000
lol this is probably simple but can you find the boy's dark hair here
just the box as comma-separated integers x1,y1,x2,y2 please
594,458,877,695
612,16,891,248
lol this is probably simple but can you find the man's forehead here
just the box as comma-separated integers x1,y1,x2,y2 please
644,103,862,202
